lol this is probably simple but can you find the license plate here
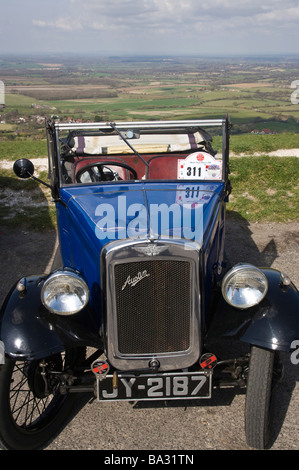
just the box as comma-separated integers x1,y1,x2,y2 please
96,371,212,401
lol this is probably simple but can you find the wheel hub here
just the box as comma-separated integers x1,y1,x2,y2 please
27,355,63,398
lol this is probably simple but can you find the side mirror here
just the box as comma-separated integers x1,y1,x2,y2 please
13,158,53,190
13,159,35,179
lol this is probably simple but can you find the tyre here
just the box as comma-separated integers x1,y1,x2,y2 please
245,346,276,449
0,348,85,450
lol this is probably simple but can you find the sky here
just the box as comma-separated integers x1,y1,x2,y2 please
0,0,298,56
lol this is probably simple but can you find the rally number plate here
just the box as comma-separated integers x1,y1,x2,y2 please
96,371,212,401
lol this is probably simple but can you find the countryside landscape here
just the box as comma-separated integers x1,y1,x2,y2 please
0,54,298,229
1,54,299,131
1,0,299,450
1,55,299,451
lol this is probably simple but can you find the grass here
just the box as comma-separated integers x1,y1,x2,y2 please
0,168,56,231
213,133,299,155
231,133,299,154
227,157,299,222
0,140,48,160
0,168,49,188
0,204,56,231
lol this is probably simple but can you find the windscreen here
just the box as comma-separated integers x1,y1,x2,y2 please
58,125,224,185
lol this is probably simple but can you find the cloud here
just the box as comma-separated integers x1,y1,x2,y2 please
32,19,83,32
256,6,299,25
32,0,299,34
1,0,297,54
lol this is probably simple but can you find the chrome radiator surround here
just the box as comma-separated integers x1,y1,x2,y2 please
102,238,201,371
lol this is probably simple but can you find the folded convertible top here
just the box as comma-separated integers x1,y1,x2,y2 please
68,131,208,155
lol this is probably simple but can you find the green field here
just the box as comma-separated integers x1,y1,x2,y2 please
0,140,47,160
228,157,299,222
1,55,299,135
4,84,299,126
214,132,299,154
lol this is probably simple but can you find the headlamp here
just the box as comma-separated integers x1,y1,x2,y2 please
41,270,89,315
221,263,268,309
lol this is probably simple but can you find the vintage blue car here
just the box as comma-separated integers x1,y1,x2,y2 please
0,117,298,450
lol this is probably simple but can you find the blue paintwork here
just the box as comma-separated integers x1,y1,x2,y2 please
57,180,226,323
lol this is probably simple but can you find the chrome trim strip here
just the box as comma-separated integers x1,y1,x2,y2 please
55,119,225,131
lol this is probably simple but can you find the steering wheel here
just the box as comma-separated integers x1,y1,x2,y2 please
76,161,138,183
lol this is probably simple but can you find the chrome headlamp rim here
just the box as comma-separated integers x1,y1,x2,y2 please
41,270,89,315
221,263,268,309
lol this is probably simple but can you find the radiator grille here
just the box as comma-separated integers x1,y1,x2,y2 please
114,260,191,355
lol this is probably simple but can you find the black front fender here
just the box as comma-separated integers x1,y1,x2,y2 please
206,268,299,352
0,276,103,361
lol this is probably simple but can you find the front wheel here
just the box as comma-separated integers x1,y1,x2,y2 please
245,346,276,449
0,349,85,450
